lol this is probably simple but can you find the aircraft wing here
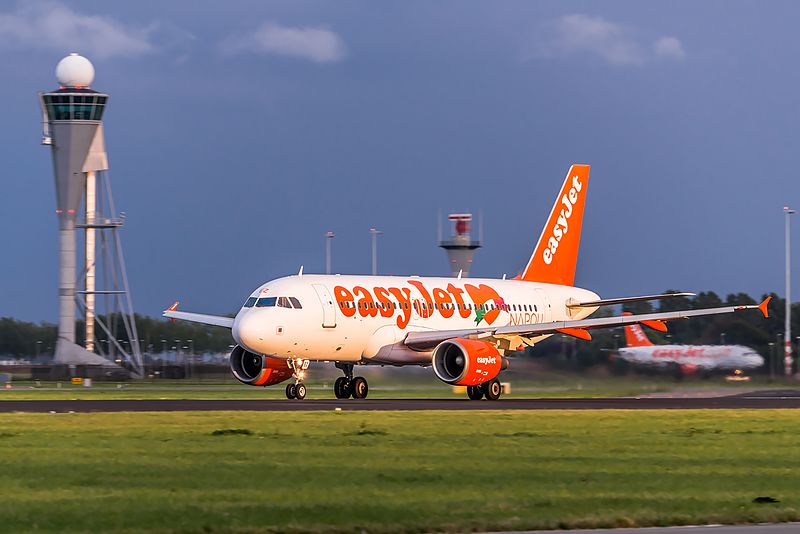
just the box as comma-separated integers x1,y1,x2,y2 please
403,297,770,351
162,301,234,329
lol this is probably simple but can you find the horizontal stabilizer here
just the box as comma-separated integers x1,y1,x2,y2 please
566,292,696,309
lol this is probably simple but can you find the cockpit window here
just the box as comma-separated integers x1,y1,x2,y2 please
256,297,277,307
243,297,257,308
277,297,292,308
289,297,302,309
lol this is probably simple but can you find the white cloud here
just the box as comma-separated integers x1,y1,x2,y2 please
533,14,686,66
222,22,346,63
551,14,643,65
0,1,156,59
654,36,686,60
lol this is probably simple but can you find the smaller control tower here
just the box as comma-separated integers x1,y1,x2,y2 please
438,213,482,277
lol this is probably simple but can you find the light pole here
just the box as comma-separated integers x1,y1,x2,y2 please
785,206,795,376
768,341,776,381
174,339,182,378
369,227,382,276
325,231,335,275
187,339,194,379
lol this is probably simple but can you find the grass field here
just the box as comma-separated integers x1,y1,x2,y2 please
1,410,799,533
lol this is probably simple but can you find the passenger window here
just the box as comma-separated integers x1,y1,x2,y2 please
256,297,277,307
289,297,302,309
243,297,257,308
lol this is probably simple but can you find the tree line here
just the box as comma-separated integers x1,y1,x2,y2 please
0,313,235,358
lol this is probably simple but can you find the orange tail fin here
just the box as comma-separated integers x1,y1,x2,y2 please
520,164,590,286
622,312,654,347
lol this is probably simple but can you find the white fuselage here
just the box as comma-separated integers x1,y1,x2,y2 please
232,274,599,365
617,345,763,370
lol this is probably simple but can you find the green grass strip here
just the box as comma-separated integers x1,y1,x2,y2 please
0,409,798,533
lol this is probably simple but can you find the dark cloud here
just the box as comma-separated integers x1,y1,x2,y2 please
1,1,798,322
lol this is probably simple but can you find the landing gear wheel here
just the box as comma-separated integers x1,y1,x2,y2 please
351,376,369,399
482,378,502,401
334,377,350,399
467,385,483,400
285,383,297,399
294,382,306,400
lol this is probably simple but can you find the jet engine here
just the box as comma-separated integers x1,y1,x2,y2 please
229,345,293,386
432,338,507,386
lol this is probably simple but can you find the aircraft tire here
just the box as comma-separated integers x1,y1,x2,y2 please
285,383,297,399
334,377,350,399
482,378,502,400
466,385,483,400
351,377,368,399
294,382,306,400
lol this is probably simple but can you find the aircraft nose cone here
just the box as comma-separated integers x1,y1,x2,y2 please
233,312,263,353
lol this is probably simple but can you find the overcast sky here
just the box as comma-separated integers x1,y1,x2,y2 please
1,0,799,322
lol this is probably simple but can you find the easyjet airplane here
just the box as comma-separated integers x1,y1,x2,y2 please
164,164,770,400
616,314,764,376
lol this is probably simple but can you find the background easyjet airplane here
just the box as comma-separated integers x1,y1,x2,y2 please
616,314,764,376
165,164,769,400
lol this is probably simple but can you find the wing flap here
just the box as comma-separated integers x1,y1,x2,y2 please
566,292,696,309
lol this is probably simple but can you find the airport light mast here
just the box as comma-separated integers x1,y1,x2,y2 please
325,231,335,274
369,227,382,275
785,206,795,377
39,53,142,377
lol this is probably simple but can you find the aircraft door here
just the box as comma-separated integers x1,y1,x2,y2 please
312,284,337,328
534,288,553,322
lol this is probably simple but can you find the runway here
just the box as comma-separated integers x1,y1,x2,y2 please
2,391,800,412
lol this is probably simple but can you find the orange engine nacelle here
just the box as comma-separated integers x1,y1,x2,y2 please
432,338,506,386
680,363,699,376
229,345,293,386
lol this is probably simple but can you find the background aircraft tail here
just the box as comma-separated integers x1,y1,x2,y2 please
520,164,590,286
622,312,654,347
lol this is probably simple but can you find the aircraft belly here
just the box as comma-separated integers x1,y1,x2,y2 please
369,343,432,365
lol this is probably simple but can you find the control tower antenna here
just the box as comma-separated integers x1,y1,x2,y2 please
438,213,482,277
38,53,143,378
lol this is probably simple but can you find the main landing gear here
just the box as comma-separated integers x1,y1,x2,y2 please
285,358,310,400
334,362,369,399
466,378,502,401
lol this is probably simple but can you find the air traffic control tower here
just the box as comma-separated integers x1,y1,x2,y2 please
39,54,143,377
439,213,482,277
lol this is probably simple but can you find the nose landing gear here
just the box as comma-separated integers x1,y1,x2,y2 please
334,362,369,399
285,358,310,400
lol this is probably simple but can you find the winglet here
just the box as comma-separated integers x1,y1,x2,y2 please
759,296,771,318
166,301,180,323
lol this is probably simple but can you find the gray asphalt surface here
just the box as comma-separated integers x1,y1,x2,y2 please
492,523,800,534
2,391,800,412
